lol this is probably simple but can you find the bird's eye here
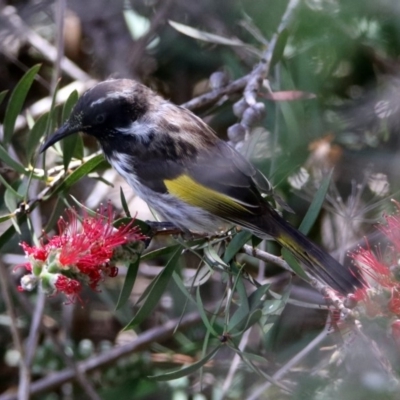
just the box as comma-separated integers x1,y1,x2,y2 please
95,113,106,124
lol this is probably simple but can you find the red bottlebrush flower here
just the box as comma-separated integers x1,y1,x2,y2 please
20,242,48,262
351,201,400,318
54,275,82,304
18,203,145,303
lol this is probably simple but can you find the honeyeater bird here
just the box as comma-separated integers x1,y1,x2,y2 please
40,79,361,295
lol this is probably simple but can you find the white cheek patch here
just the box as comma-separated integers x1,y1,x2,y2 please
116,121,154,138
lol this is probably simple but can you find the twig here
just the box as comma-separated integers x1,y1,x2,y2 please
129,0,173,74
51,0,66,93
221,328,252,397
243,0,300,106
24,291,46,367
182,75,249,111
9,283,102,400
247,314,332,400
241,244,354,318
0,262,30,400
242,243,291,271
1,6,90,82
0,312,201,400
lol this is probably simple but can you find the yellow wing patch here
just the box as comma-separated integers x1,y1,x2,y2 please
164,174,253,216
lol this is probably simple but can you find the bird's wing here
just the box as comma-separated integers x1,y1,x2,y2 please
134,137,275,228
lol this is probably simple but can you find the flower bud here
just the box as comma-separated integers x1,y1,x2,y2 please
232,98,248,118
227,123,245,143
242,102,266,127
20,274,39,291
209,71,229,90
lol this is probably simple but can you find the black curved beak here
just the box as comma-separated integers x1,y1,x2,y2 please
40,122,81,153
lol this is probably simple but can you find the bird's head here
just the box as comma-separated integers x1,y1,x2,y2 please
40,79,153,153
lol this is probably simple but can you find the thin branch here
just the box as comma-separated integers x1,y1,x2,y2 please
1,6,90,82
244,0,300,106
0,312,201,400
0,262,30,400
241,244,355,319
247,314,332,400
221,328,252,397
51,0,66,93
10,283,102,400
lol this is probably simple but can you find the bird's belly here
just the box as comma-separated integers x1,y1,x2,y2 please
110,157,228,233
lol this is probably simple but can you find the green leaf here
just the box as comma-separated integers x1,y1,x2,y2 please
0,214,14,223
115,256,141,310
271,28,289,68
0,90,8,107
223,231,252,263
124,247,182,329
169,20,245,47
196,286,219,337
172,271,197,303
227,278,250,331
239,309,263,333
0,214,26,250
53,154,104,195
4,187,18,214
281,248,310,281
0,143,27,175
62,90,80,170
0,175,23,199
262,299,285,315
61,90,79,123
3,65,41,145
120,186,131,218
248,283,270,311
204,245,228,269
27,112,49,160
141,244,182,261
148,345,221,381
298,171,332,235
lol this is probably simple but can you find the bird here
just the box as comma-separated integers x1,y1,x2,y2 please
40,79,361,295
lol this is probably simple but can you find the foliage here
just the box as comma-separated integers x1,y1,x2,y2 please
1,0,400,399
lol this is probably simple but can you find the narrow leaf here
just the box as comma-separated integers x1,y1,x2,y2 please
204,245,228,269
271,29,289,68
0,214,27,250
62,90,80,170
53,154,104,195
196,286,219,337
148,345,221,381
223,231,252,263
169,20,245,47
124,247,182,329
120,186,131,217
228,278,250,331
0,214,14,223
27,112,49,160
0,144,27,175
0,175,23,199
4,187,18,214
299,171,332,235
116,256,140,310
248,283,270,310
3,65,41,145
61,90,79,123
0,90,8,107
141,245,181,261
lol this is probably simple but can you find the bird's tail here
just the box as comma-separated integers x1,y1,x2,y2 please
257,210,362,295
